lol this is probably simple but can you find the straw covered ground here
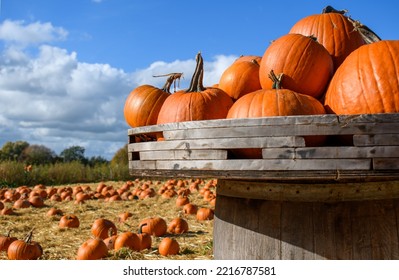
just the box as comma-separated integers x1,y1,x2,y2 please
0,178,216,260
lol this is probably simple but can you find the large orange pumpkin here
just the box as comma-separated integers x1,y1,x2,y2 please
218,57,261,100
124,73,181,128
228,71,327,158
324,40,399,115
289,6,365,70
259,33,333,99
156,52,233,124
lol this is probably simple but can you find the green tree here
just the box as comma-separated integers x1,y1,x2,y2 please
111,144,128,166
88,156,109,166
60,146,87,164
0,141,29,162
21,144,56,165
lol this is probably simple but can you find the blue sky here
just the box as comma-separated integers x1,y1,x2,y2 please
0,0,398,160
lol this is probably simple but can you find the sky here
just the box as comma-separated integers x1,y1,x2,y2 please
0,0,398,160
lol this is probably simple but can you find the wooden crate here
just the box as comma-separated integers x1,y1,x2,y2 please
127,113,399,259
128,113,399,182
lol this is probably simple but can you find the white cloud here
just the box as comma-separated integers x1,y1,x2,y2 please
0,20,68,46
0,22,237,159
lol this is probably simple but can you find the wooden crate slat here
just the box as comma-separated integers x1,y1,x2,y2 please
130,158,371,171
162,123,399,140
139,150,228,160
262,146,399,159
128,136,305,152
353,134,399,146
373,158,399,170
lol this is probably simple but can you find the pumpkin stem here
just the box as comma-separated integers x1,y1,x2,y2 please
186,52,206,93
153,73,184,93
268,70,284,89
24,228,34,243
138,223,147,234
322,5,347,14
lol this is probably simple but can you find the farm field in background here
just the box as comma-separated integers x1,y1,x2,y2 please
0,179,215,260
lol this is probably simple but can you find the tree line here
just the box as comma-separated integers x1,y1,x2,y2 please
0,141,128,166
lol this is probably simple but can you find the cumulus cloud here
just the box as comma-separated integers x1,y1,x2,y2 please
0,22,237,159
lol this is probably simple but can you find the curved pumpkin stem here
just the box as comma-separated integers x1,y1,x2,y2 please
322,5,381,44
186,52,206,93
153,73,184,93
24,228,34,243
268,70,284,90
138,223,147,234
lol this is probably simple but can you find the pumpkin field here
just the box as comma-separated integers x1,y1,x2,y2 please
0,178,216,260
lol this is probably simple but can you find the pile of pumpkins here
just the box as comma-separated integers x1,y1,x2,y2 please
124,6,398,131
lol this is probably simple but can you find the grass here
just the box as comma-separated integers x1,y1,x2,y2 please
0,179,216,260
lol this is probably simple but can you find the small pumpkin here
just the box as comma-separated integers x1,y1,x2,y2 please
158,237,180,256
59,214,80,228
91,218,118,240
76,238,108,260
103,234,118,250
28,195,45,208
196,207,214,221
46,207,63,217
167,218,189,234
0,230,17,252
7,229,43,260
13,199,31,209
156,52,233,125
118,212,133,223
182,203,198,215
138,217,167,237
259,33,333,99
175,195,190,207
114,232,140,252
137,223,152,251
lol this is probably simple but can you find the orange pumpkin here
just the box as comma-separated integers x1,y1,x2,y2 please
7,230,42,260
0,230,17,252
218,57,261,100
196,207,214,221
114,232,140,252
59,214,80,228
91,218,118,240
158,237,179,256
324,40,399,115
157,52,233,125
76,238,108,260
124,73,181,128
289,5,365,70
138,217,167,237
259,33,333,99
167,218,189,234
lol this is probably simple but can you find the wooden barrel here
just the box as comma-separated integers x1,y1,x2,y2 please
127,113,399,259
214,179,399,259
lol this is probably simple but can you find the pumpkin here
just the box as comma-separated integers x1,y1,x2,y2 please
259,33,333,99
13,199,31,209
76,238,108,260
138,217,167,237
158,237,180,256
59,214,80,228
227,70,327,158
218,57,261,100
118,212,133,223
167,218,189,234
46,207,63,217
0,230,17,252
0,201,3,210
156,52,233,125
7,230,43,260
124,73,182,128
91,218,118,240
28,195,45,208
175,195,190,207
137,223,152,251
324,40,399,115
114,232,140,252
182,203,198,215
103,234,118,250
196,207,214,221
1,207,15,215
289,5,366,70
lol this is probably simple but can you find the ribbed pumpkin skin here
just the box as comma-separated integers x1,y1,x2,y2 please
124,85,169,127
7,239,42,260
289,12,365,70
227,88,326,158
259,34,333,99
76,238,108,260
156,88,233,124
218,59,261,100
324,40,399,115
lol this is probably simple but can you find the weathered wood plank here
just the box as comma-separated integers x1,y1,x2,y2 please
163,123,399,140
151,158,371,171
216,179,399,202
139,150,228,160
353,134,399,146
262,146,399,159
128,136,306,152
373,158,399,170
